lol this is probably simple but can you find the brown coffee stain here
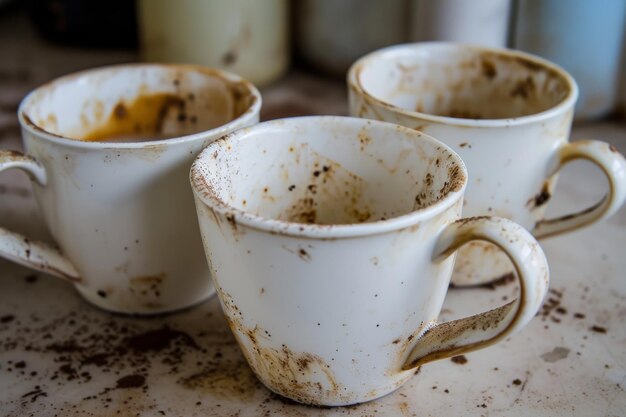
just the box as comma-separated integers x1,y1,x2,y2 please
298,248,312,262
216,289,348,406
398,401,411,416
45,113,58,131
81,93,185,142
412,157,463,211
443,109,486,119
180,358,260,401
358,102,369,118
539,288,564,322
358,130,372,150
228,80,258,118
481,59,497,80
527,181,551,209
129,274,165,299
281,155,372,226
510,76,536,99
441,164,465,195
451,355,468,365
284,197,317,224
224,212,246,240
247,343,343,406
480,272,516,290
590,325,607,334
403,300,516,369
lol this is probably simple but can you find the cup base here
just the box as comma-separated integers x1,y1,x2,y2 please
260,369,416,407
74,284,216,315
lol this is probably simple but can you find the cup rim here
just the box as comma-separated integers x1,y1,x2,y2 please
190,116,467,239
17,63,262,149
347,41,579,128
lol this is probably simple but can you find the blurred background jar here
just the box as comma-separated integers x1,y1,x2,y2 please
137,0,289,87
617,29,626,120
296,0,409,77
409,0,512,48
514,0,626,121
28,0,137,48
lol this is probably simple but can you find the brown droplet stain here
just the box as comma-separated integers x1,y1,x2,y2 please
24,274,38,284
527,181,551,209
510,76,536,99
479,272,515,290
180,358,259,401
115,374,145,389
451,355,468,365
113,103,127,119
298,248,311,262
481,59,497,80
590,325,607,334
1,315,15,324
222,51,237,66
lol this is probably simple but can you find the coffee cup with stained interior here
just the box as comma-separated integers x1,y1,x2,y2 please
190,116,549,406
348,42,626,286
1,64,261,314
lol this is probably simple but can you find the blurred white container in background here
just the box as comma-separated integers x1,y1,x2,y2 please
514,0,626,121
619,25,626,120
409,0,512,47
138,0,289,86
296,0,408,76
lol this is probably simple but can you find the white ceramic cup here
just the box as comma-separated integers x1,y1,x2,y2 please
348,42,626,286
1,64,261,314
190,116,549,406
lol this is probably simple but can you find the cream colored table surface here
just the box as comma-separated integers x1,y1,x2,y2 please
1,9,625,417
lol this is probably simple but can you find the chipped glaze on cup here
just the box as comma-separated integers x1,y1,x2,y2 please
0,64,261,314
348,42,626,286
190,116,549,406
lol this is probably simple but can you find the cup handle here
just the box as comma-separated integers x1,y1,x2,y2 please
402,216,549,370
0,150,80,282
533,140,626,239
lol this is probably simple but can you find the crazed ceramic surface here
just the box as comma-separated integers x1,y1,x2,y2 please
348,42,626,285
0,64,261,314
191,116,548,406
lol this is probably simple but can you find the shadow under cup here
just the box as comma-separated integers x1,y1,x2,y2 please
193,118,465,226
358,44,571,120
24,64,257,142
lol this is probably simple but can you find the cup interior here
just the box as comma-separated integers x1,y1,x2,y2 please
357,44,571,120
22,65,258,142
193,117,465,226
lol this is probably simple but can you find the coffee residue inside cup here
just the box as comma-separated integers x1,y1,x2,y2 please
81,93,189,142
